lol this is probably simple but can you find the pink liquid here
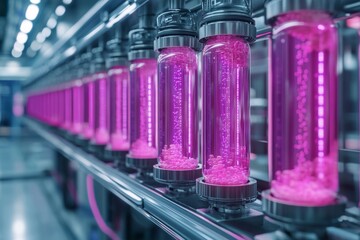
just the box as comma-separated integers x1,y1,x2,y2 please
82,79,95,139
62,86,73,131
108,65,130,151
158,47,198,170
129,59,158,159
70,80,83,135
269,11,338,205
202,35,250,185
58,89,65,128
93,72,109,145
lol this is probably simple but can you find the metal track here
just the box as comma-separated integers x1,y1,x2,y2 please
23,117,251,240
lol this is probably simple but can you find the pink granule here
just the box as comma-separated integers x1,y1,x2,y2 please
204,155,248,185
271,160,336,206
159,144,198,170
109,132,130,151
130,139,157,158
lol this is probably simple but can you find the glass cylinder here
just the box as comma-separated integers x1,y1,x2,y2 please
63,85,73,131
269,10,338,205
82,79,95,140
129,59,158,159
93,71,109,145
70,80,83,135
158,47,198,170
108,65,130,151
202,35,250,185
58,88,65,129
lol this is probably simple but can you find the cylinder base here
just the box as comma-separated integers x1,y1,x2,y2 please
87,142,107,160
261,190,346,231
125,155,157,176
104,148,128,167
153,164,202,189
196,177,257,213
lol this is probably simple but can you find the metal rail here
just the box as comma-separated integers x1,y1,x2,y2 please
24,117,250,240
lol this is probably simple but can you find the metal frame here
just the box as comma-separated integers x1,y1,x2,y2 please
23,117,253,240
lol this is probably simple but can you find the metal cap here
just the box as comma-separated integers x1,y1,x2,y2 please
155,6,199,50
199,0,256,42
106,38,128,68
80,50,92,76
262,190,346,229
90,45,106,73
154,35,200,51
153,164,202,187
128,49,156,61
265,0,336,24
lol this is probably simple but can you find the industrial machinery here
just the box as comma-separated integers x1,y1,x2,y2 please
21,0,360,239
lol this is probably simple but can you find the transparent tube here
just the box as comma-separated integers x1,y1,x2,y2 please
58,89,65,129
202,35,250,185
108,65,130,151
269,10,338,205
158,47,198,170
71,80,83,135
129,59,158,159
82,78,95,140
63,86,73,131
93,71,109,145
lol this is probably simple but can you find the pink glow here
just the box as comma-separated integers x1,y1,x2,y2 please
202,35,250,185
108,66,130,151
70,80,83,135
129,59,158,159
346,16,360,29
93,72,109,145
63,86,73,131
158,47,198,170
86,175,120,240
82,79,95,139
110,132,130,150
269,11,338,205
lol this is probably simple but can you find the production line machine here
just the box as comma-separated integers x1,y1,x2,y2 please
23,0,360,239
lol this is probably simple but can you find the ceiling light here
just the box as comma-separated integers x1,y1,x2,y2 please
30,0,41,4
11,49,22,58
27,48,36,58
25,4,39,21
106,3,136,28
14,42,25,52
64,46,76,57
36,33,45,43
20,19,33,33
16,32,28,44
30,41,41,51
46,17,57,29
62,0,72,5
42,27,51,38
55,5,66,16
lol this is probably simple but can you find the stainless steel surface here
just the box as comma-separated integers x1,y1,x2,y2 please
265,0,336,23
24,117,249,240
199,20,257,42
154,35,200,51
262,190,347,228
196,177,258,210
153,164,202,187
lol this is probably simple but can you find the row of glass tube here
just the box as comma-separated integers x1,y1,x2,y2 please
27,8,339,207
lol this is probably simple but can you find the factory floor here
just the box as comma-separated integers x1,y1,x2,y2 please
0,134,76,240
